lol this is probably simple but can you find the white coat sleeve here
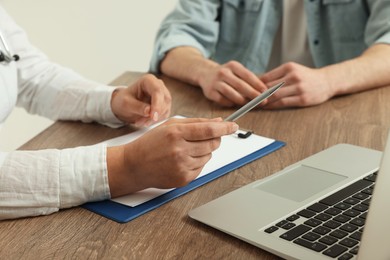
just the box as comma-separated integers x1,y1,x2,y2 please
1,6,123,128
0,144,111,220
0,6,118,220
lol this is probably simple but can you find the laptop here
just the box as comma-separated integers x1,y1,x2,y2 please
189,133,390,259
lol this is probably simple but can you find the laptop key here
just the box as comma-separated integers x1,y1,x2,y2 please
334,215,351,223
286,214,300,222
338,253,354,260
349,246,359,255
281,222,296,230
343,209,361,218
359,212,368,219
280,224,311,241
324,220,341,229
340,238,359,248
363,173,377,182
302,232,321,241
264,226,278,234
352,192,369,200
361,198,371,206
297,209,316,218
362,187,373,195
276,220,288,227
349,218,365,227
314,213,332,221
325,207,342,216
307,203,328,213
320,179,372,206
330,229,348,239
353,204,369,212
335,202,351,210
304,218,322,227
340,223,358,233
349,231,362,241
343,198,360,205
293,238,327,252
323,244,348,258
313,226,331,235
319,235,338,245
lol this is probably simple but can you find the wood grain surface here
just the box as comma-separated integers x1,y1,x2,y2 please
1,71,389,259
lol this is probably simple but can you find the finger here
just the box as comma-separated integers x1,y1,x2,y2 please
208,90,236,107
141,76,171,122
265,83,298,103
189,153,213,172
260,65,288,83
164,117,223,125
216,82,248,105
159,106,171,120
263,83,303,108
170,153,213,187
256,77,290,107
179,121,239,141
226,61,268,92
220,70,261,100
125,97,151,117
134,116,153,127
187,138,222,157
263,95,303,109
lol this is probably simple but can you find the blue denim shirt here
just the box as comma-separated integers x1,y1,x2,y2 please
150,0,390,74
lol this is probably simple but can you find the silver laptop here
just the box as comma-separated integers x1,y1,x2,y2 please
189,133,390,259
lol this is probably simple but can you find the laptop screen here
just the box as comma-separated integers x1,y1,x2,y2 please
358,134,390,259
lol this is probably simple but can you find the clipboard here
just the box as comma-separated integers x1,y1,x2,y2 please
82,139,285,223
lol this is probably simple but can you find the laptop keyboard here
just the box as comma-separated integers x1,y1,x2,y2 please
264,172,376,259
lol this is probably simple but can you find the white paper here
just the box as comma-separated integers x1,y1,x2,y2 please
104,116,274,207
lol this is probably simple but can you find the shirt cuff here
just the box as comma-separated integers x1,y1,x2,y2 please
374,33,390,46
151,34,211,73
85,84,125,128
59,143,111,208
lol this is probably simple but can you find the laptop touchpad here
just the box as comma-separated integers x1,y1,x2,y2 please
255,165,347,202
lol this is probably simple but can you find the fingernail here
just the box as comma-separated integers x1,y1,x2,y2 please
232,123,239,131
144,106,151,116
153,112,159,121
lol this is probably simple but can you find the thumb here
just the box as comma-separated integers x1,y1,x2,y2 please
129,98,151,117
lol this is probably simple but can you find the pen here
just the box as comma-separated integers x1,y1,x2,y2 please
224,81,285,122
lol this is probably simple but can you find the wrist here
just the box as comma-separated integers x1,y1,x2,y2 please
318,65,345,98
110,87,125,121
107,145,131,198
195,60,219,88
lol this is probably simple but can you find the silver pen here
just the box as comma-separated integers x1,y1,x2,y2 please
224,81,285,122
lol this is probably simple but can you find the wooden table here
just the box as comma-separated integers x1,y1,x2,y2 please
1,72,389,259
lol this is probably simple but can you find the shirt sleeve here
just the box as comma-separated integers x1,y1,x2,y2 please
1,6,123,128
365,1,390,45
0,144,111,220
149,0,221,73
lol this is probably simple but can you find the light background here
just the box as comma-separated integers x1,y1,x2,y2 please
0,0,176,151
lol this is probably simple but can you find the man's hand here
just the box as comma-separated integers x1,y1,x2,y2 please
260,62,334,109
160,47,267,107
111,74,171,126
199,61,268,107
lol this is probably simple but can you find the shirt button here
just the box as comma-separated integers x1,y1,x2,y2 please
314,39,320,45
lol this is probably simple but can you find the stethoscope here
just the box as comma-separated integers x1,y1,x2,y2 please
0,31,19,63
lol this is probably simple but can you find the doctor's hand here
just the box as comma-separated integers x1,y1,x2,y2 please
106,117,239,198
259,62,334,109
199,61,268,107
110,74,171,126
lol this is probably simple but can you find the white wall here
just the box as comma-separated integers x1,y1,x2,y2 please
0,0,176,151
